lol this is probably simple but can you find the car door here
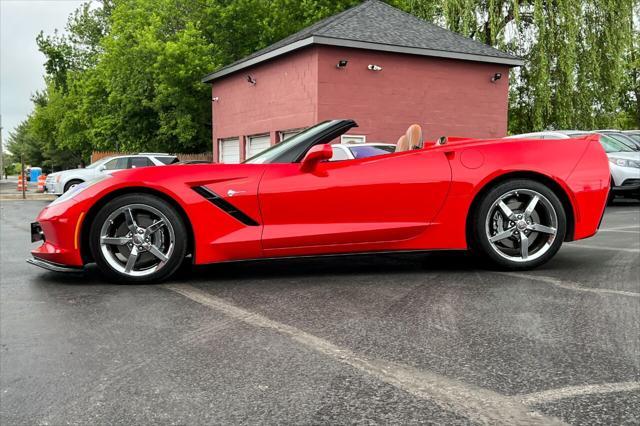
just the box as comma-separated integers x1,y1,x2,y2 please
258,149,451,253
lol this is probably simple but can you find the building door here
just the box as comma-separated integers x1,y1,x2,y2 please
219,138,240,163
247,134,271,159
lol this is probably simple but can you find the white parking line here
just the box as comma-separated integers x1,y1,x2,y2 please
565,243,640,253
600,225,640,231
518,381,640,405
598,229,640,234
497,272,640,298
163,284,562,425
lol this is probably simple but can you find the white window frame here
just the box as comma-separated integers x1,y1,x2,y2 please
341,134,366,144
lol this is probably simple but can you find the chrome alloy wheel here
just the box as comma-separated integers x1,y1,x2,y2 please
485,189,558,263
99,204,175,277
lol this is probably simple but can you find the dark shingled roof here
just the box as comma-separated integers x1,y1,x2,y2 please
203,0,522,83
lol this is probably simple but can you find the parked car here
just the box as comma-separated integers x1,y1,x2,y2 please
45,153,179,195
506,131,640,200
29,120,610,283
596,130,640,150
331,143,396,161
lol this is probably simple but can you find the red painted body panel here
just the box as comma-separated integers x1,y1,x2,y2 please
31,136,610,269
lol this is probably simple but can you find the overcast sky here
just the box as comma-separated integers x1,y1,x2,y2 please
1,0,85,142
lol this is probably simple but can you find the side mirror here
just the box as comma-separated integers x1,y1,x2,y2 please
98,165,106,172
300,144,333,172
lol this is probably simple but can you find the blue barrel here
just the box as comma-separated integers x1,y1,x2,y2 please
30,167,42,182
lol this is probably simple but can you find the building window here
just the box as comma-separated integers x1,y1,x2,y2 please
246,134,271,159
219,137,240,163
341,135,366,144
279,128,305,142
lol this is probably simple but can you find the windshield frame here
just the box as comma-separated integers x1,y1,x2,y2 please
244,119,357,164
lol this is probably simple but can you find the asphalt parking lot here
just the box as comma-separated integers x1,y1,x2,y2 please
1,199,638,425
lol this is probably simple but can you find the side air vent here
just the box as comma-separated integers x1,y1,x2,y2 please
192,186,259,226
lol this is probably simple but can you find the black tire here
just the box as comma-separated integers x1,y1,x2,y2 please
64,179,84,193
471,179,567,270
89,193,187,283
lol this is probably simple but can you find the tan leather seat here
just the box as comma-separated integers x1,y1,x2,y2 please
396,124,422,152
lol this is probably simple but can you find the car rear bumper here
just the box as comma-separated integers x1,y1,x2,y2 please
612,178,640,196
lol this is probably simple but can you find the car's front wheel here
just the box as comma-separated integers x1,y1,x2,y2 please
89,193,187,283
472,179,566,270
64,179,84,193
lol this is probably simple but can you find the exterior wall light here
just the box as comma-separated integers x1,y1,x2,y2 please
336,59,348,68
247,75,257,85
367,64,382,71
212,97,219,102
491,72,502,82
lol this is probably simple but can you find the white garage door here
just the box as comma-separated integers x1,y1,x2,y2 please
247,134,271,159
219,138,240,163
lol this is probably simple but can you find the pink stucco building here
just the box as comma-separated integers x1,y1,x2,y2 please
203,0,522,163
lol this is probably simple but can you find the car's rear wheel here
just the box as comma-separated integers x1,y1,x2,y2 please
64,179,84,193
472,179,566,270
89,194,187,283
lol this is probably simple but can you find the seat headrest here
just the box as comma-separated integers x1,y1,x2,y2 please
406,124,423,149
397,135,410,152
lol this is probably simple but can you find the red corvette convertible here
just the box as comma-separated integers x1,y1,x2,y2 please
28,120,610,283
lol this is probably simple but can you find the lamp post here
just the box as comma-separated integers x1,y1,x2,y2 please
0,114,4,179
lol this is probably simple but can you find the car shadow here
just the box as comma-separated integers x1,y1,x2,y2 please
181,250,482,284
33,251,482,286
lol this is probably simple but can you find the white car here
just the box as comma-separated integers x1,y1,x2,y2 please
45,153,178,195
506,131,640,200
330,143,396,161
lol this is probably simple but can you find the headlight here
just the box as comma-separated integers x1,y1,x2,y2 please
50,175,111,206
609,157,640,169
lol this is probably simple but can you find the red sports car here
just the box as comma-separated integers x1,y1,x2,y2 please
28,120,610,283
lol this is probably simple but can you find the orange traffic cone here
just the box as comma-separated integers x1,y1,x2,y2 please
17,174,27,191
37,174,46,193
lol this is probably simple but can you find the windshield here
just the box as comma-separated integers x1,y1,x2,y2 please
86,158,111,168
605,133,639,150
244,121,336,164
599,134,634,153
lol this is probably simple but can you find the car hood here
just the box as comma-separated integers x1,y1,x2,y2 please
51,168,97,177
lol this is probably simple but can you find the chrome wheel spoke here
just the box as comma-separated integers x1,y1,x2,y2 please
148,245,168,262
124,246,139,273
489,227,515,242
529,223,556,235
145,219,165,237
101,236,130,246
498,201,516,220
520,234,529,260
524,195,539,218
123,208,138,233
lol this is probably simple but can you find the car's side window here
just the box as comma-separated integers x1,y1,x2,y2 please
130,157,153,168
330,146,350,161
102,159,120,170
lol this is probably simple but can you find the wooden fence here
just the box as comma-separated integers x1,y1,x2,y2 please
91,151,213,163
